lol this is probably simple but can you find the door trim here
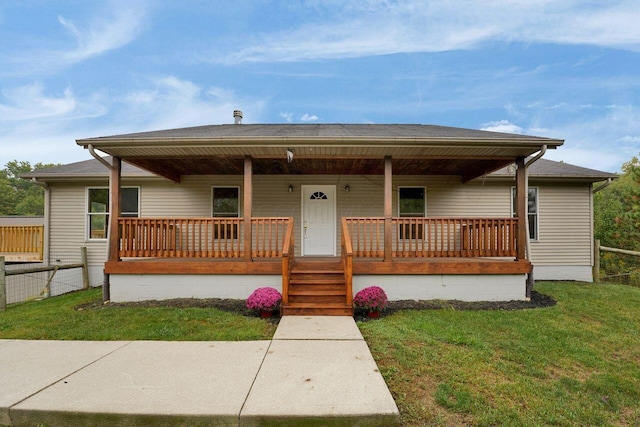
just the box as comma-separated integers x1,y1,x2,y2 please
301,185,337,256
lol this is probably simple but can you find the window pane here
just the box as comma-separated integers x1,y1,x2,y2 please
89,189,109,213
399,187,425,216
528,188,537,214
90,214,107,239
122,188,139,214
213,187,239,216
512,187,538,240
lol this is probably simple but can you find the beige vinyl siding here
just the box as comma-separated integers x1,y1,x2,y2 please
141,176,242,217
529,183,593,266
47,175,594,279
49,182,108,269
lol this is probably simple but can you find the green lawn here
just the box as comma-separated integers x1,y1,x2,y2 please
1,282,638,425
0,288,276,341
359,281,640,426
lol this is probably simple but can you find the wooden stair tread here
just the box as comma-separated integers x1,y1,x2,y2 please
288,289,346,296
283,302,351,308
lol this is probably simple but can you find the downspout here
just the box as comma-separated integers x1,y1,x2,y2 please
31,178,50,267
592,178,612,194
87,144,113,301
523,145,547,296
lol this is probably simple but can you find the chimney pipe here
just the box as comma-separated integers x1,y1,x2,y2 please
233,110,243,124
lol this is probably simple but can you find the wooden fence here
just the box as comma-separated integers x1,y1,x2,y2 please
594,239,640,283
0,247,89,311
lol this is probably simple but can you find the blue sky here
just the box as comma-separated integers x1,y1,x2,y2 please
1,1,639,173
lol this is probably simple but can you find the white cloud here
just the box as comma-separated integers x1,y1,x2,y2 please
0,76,266,166
279,112,294,123
2,1,147,76
115,76,264,131
0,83,76,121
215,1,640,63
480,120,523,134
527,104,640,172
300,113,319,122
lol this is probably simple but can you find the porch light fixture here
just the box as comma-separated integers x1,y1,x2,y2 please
286,149,294,163
344,185,350,193
288,184,293,193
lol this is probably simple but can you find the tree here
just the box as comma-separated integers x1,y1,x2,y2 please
0,160,58,216
594,154,640,281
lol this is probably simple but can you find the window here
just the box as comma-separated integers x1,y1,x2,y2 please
212,187,239,239
398,187,426,239
511,187,538,240
87,187,139,240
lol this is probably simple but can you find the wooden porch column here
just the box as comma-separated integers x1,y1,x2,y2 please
384,156,392,262
108,156,122,262
515,156,527,260
243,156,252,261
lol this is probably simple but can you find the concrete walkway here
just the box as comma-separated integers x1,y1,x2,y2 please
0,316,399,426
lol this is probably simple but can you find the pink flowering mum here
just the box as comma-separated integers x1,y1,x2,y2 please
353,286,388,312
246,287,282,311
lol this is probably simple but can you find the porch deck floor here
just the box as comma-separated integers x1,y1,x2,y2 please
107,256,530,275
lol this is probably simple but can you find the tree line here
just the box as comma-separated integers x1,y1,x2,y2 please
0,161,58,216
594,154,640,283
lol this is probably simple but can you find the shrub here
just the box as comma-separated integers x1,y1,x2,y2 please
353,286,388,312
246,287,282,311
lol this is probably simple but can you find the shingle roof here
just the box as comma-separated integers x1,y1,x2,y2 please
80,123,560,142
491,158,617,181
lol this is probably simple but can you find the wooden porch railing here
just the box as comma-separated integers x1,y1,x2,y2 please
343,217,518,258
281,217,295,305
117,217,291,259
341,217,353,306
0,225,44,261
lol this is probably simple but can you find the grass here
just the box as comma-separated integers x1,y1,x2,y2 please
0,288,276,341
359,281,640,426
1,282,639,425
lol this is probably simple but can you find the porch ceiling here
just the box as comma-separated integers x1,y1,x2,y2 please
125,157,514,182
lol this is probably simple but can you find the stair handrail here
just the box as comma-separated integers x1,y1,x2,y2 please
281,217,295,305
341,217,354,307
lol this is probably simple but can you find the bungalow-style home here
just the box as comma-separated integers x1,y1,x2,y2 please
24,113,616,315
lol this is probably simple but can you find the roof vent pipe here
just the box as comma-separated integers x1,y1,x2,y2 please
233,110,243,124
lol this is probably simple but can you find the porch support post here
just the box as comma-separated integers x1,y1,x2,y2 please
243,156,252,261
384,156,392,262
515,156,527,260
108,156,122,263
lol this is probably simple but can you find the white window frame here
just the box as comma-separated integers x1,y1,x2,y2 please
511,186,539,241
85,186,140,240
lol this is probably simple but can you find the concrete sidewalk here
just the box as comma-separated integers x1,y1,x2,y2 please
0,316,399,426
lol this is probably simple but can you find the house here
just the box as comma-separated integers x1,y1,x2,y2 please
24,116,616,314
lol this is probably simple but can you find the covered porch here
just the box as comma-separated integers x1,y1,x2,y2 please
77,123,562,313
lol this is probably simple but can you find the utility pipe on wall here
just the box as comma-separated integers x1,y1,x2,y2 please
87,144,114,301
523,145,547,297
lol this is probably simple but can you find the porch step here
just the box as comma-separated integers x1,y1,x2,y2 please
282,260,353,316
281,303,353,316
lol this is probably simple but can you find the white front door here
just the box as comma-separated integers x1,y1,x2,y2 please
302,185,336,256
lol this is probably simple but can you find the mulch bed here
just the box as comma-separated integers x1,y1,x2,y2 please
76,290,555,323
